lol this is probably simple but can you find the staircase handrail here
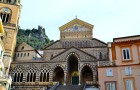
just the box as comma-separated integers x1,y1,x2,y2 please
83,84,86,90
49,82,59,90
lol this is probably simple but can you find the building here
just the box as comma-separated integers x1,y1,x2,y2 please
10,18,108,90
98,35,140,90
0,0,21,75
0,17,12,90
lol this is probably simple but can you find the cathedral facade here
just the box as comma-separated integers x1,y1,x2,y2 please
10,18,108,90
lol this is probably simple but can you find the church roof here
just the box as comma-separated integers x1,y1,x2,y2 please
16,42,35,51
51,46,96,60
59,18,94,31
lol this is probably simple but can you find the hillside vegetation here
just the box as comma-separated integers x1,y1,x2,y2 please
16,26,53,49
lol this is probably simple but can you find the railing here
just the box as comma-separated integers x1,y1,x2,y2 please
83,84,86,90
49,82,59,90
86,81,95,86
12,82,58,86
98,61,115,67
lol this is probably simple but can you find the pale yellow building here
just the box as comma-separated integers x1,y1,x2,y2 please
0,18,12,90
0,0,21,90
0,0,21,75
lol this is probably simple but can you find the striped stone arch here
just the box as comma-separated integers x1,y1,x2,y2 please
26,64,39,73
66,52,80,71
66,52,80,62
52,64,65,72
80,63,95,72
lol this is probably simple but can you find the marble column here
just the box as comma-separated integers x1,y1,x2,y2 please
64,71,67,85
78,63,81,85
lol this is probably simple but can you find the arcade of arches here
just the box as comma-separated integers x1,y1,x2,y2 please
10,18,108,89
11,54,96,86
52,54,95,85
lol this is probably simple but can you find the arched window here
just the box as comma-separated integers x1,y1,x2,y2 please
30,73,33,82
24,53,26,57
14,73,17,82
33,73,36,82
17,73,20,82
43,73,46,82
17,53,19,57
20,73,23,82
0,7,12,23
28,53,29,56
99,52,102,59
40,73,43,82
21,46,24,50
47,73,49,82
27,73,29,82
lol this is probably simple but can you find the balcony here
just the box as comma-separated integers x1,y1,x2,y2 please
98,61,115,67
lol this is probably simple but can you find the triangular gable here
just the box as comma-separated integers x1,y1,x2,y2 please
59,18,94,31
16,42,34,51
51,47,96,62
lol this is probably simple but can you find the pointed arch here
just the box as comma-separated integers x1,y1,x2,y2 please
66,52,79,85
81,65,93,84
53,66,64,85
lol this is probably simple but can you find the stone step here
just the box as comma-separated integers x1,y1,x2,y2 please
55,85,84,90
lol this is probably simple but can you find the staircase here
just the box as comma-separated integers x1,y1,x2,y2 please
55,85,84,90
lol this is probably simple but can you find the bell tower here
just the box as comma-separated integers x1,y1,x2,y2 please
0,0,21,73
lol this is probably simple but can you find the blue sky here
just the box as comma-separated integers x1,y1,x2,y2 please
19,0,140,42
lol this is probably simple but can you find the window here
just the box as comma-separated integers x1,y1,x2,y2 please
105,82,116,90
17,53,19,57
122,48,131,60
106,68,113,76
13,73,23,82
21,53,22,57
27,73,36,82
125,67,132,75
11,0,15,4
28,53,29,56
99,52,102,59
0,8,11,23
125,79,134,90
21,46,24,50
24,53,26,57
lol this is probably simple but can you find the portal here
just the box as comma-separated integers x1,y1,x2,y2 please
67,54,79,85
